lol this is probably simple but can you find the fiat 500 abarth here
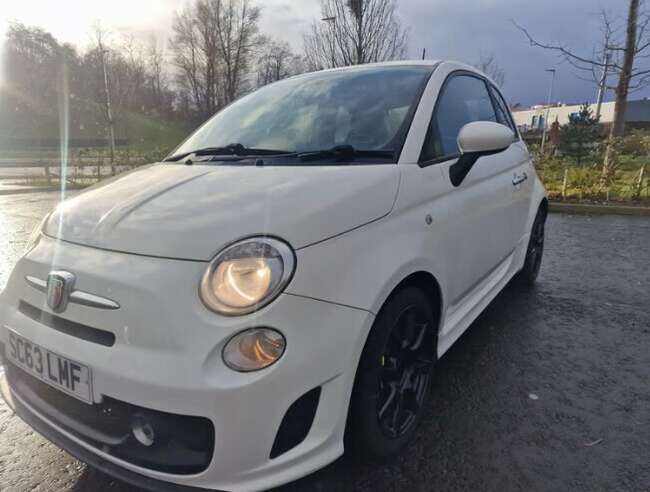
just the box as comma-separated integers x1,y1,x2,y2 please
0,61,546,491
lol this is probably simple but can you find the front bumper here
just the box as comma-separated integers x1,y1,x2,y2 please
0,372,216,491
0,236,374,492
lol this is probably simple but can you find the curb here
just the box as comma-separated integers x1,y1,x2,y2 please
549,201,650,216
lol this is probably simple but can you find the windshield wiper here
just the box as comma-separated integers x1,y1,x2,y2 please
297,145,395,162
166,143,395,165
164,143,296,162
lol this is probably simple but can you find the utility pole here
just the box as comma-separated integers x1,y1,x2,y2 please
422,48,426,60
540,68,556,154
97,31,116,175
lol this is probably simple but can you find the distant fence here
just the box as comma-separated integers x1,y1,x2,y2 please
0,136,130,148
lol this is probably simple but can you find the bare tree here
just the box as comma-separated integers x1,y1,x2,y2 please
474,53,505,87
515,0,648,174
256,39,304,87
122,34,147,111
611,1,640,139
171,5,208,117
147,35,166,113
170,0,261,118
214,0,261,103
303,0,408,69
195,0,226,114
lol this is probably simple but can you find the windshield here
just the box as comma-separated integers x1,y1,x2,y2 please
170,66,433,162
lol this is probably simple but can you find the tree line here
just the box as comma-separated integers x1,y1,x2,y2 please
2,0,410,135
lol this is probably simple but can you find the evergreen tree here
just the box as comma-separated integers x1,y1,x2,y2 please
559,103,601,163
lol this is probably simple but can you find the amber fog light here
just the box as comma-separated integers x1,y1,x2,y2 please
223,328,286,372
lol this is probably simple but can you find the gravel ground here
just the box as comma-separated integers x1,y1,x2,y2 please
0,192,648,492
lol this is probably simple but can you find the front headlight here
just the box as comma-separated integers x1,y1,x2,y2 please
199,237,295,316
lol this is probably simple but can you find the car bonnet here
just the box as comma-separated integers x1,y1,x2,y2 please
43,162,400,260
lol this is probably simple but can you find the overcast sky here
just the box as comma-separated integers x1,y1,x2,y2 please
0,0,637,105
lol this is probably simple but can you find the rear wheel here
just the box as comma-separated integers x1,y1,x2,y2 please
516,206,546,286
346,287,436,460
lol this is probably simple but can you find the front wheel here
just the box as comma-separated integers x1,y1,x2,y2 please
515,206,546,286
346,287,436,460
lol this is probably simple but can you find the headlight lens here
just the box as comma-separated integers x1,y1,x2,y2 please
199,237,295,315
223,327,286,371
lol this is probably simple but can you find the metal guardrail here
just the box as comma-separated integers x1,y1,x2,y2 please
0,159,144,186
0,159,104,168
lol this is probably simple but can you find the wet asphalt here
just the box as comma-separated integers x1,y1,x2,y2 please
0,192,648,492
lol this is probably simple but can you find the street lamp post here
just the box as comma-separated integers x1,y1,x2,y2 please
540,68,556,154
99,47,116,175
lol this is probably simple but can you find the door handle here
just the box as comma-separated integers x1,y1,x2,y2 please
512,172,528,186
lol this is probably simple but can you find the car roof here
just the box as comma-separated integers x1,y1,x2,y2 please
314,60,499,91
293,60,485,78
309,60,441,74
276,60,499,96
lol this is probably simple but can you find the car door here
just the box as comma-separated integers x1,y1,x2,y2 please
418,73,518,310
488,83,534,247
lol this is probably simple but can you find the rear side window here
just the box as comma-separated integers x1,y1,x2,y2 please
420,74,498,163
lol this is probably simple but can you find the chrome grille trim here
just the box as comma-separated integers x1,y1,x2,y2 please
24,276,120,310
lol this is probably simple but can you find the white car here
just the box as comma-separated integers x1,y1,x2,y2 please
0,61,546,491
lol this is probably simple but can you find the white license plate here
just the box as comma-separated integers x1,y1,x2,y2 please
6,330,93,404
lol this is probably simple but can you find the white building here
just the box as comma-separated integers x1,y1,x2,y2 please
512,99,650,132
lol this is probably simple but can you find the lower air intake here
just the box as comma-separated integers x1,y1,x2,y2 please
270,386,321,459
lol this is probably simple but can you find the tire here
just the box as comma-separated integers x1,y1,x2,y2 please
346,287,436,461
515,205,546,286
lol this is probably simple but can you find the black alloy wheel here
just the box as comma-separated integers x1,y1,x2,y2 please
346,287,436,460
377,304,431,438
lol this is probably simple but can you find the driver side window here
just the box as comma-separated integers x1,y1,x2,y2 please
420,74,498,164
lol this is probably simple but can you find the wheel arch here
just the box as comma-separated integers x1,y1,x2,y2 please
344,269,444,452
377,270,443,361
539,196,549,218
528,174,548,226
